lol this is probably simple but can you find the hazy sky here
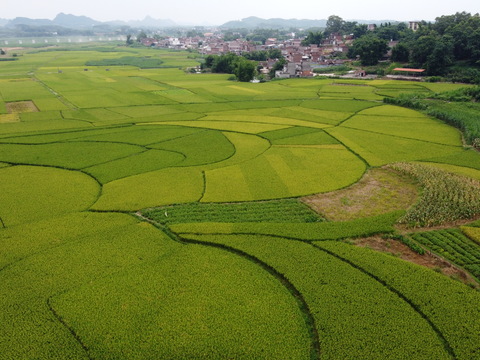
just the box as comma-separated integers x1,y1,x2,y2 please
3,0,479,25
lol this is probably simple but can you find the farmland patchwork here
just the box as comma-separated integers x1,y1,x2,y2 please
0,46,479,359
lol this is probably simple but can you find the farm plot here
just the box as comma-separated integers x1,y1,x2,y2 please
177,233,453,359
154,120,290,133
199,132,271,170
410,229,480,280
422,149,480,170
327,126,464,166
70,125,203,146
267,129,340,146
341,111,462,146
0,118,91,135
0,79,53,102
201,145,366,202
2,46,480,360
50,244,310,360
389,162,480,226
462,226,480,244
84,149,185,184
415,162,480,181
0,141,144,169
143,199,323,225
0,165,99,226
0,215,181,359
201,113,332,129
318,241,480,360
318,84,384,101
91,167,205,211
268,106,352,126
259,126,327,142
169,211,401,241
149,129,235,166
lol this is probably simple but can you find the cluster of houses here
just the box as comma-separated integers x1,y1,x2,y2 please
140,28,402,78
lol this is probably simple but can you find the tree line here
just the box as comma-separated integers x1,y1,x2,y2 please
201,49,288,81
303,13,480,82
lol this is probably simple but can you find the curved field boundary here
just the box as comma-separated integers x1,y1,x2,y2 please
135,214,320,359
174,230,455,359
174,234,455,359
309,241,456,359
46,297,93,360
176,235,321,360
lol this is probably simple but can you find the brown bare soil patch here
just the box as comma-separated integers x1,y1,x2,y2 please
302,167,419,221
6,101,39,114
353,236,479,288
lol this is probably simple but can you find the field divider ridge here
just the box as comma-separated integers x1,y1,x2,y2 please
134,214,320,359
46,297,93,360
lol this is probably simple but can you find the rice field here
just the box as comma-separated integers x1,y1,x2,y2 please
1,45,480,359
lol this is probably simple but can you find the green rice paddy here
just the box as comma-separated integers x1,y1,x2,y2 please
1,45,479,359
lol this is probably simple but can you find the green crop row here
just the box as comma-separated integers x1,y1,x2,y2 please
150,129,235,167
383,234,426,255
51,244,310,359
410,229,480,280
179,233,454,359
341,113,462,146
202,145,366,202
85,56,165,68
318,241,480,359
389,162,480,226
423,149,480,171
0,166,99,227
326,126,462,167
142,199,323,225
0,141,144,169
170,211,402,240
384,93,480,145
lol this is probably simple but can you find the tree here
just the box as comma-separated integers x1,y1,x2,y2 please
235,58,256,82
269,58,287,78
353,24,368,39
0,48,5,55
391,43,410,62
137,31,148,42
211,53,237,74
267,48,283,59
125,34,133,46
301,31,323,46
349,35,388,66
342,21,358,35
434,12,472,35
325,15,344,35
375,23,401,41
410,34,437,66
425,36,454,75
202,55,216,69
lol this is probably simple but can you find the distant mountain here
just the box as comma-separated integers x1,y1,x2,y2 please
6,13,99,29
128,16,177,28
107,16,177,28
7,17,53,28
5,13,176,31
0,19,8,27
220,16,401,29
53,13,101,28
221,16,328,29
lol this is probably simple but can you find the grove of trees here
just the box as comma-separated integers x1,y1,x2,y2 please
299,12,480,81
202,53,259,82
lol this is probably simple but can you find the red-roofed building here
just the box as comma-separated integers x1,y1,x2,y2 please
393,68,425,73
